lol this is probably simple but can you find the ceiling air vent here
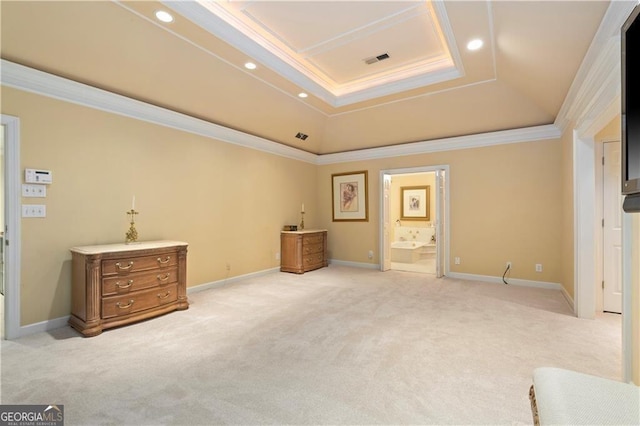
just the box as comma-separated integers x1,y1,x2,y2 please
364,53,390,65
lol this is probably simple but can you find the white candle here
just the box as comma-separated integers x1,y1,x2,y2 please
301,203,305,213
132,196,135,210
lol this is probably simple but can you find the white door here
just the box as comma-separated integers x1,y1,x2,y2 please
603,141,622,313
381,174,391,271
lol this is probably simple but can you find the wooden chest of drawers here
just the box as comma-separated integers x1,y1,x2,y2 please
68,241,188,337
280,230,328,274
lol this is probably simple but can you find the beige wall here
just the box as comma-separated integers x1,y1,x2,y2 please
317,140,564,282
2,87,318,326
596,116,622,141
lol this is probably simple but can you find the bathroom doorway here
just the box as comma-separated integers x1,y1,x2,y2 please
380,166,449,276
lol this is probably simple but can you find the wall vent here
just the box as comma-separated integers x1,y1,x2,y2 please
364,53,390,65
295,132,308,141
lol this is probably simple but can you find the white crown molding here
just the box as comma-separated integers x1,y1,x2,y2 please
317,124,561,165
164,0,464,108
333,67,463,107
2,60,560,167
555,0,636,134
1,60,318,164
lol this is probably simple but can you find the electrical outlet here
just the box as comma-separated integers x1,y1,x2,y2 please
275,252,280,260
535,264,543,272
368,250,373,259
506,262,512,269
454,257,461,265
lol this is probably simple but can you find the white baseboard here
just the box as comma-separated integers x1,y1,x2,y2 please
446,271,563,290
187,267,280,294
16,315,70,338
560,286,575,311
329,259,380,270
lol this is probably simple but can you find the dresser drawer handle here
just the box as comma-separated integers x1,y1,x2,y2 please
157,273,170,282
116,299,134,309
115,280,133,289
115,261,134,271
157,256,171,265
157,291,171,299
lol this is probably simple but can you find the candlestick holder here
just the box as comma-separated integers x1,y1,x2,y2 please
300,211,305,230
125,209,139,243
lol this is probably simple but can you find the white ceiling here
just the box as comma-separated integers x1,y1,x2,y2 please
0,1,611,154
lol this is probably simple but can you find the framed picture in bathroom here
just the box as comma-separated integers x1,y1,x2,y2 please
331,170,368,221
401,186,430,221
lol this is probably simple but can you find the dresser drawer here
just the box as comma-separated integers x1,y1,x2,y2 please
102,283,178,319
302,243,323,255
102,267,178,296
303,253,325,268
303,234,324,245
102,252,177,275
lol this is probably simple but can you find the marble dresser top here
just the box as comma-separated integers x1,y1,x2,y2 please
70,240,188,255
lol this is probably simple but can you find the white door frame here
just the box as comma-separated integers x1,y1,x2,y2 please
574,130,633,383
574,132,597,320
379,165,450,275
1,115,21,339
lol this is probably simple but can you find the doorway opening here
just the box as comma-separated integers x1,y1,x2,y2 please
380,166,449,276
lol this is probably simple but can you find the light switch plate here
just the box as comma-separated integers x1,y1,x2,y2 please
22,204,46,218
22,184,46,198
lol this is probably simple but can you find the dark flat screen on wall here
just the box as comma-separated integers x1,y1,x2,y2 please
622,4,640,212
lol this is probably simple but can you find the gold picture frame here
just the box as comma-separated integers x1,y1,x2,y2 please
332,170,368,222
401,185,430,221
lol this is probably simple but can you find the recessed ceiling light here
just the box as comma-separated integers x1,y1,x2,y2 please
298,92,308,98
155,10,174,23
467,39,483,51
244,62,257,70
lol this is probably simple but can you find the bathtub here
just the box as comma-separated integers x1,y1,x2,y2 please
391,241,429,263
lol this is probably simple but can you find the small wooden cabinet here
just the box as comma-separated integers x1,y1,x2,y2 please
68,241,189,337
280,230,328,274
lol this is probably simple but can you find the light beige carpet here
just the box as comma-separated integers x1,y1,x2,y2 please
0,265,622,425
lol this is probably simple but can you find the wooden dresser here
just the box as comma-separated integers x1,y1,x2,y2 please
68,241,189,337
280,230,328,274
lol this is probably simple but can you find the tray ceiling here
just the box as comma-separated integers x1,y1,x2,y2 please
0,1,610,154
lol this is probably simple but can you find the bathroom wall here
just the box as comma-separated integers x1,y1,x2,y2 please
394,226,434,244
390,172,435,242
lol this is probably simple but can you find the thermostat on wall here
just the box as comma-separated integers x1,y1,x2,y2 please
25,168,52,184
